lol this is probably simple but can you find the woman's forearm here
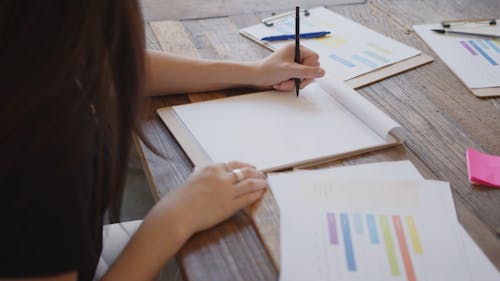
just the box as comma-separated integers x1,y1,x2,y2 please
145,45,325,96
100,197,191,281
145,50,259,96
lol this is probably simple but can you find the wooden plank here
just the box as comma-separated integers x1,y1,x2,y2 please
140,0,366,22
180,212,278,281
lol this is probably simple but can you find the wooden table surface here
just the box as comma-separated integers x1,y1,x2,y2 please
136,0,500,280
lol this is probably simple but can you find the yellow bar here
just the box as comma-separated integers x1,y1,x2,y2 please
405,216,423,254
380,216,400,276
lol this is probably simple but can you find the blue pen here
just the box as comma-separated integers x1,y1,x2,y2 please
261,31,331,41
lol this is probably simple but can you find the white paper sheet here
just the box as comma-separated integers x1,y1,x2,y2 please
241,7,422,81
413,24,500,89
173,83,395,171
317,75,402,141
274,178,472,281
269,161,500,281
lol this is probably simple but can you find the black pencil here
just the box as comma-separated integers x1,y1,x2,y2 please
295,6,300,97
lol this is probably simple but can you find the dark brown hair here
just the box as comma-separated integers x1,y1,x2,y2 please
0,1,145,211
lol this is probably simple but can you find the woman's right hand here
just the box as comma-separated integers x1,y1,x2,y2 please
164,161,268,236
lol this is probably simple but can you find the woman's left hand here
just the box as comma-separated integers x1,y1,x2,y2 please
251,43,325,91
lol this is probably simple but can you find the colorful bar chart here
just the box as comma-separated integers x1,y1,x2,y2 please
326,212,423,280
460,40,499,66
329,53,356,67
327,44,394,70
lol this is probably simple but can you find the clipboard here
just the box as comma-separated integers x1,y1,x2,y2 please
156,77,406,172
240,7,433,89
413,22,500,98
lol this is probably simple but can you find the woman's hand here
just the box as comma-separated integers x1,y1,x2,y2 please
252,43,325,91
164,161,267,236
101,162,266,281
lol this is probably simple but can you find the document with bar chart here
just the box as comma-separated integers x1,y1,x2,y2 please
270,177,479,281
413,24,500,89
240,7,423,82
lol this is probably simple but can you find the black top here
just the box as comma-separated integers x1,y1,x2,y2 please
0,88,108,280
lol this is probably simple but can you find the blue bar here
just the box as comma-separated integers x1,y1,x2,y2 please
476,40,489,50
329,53,356,67
367,214,379,244
468,40,498,66
486,40,500,53
352,54,378,68
363,50,390,63
353,213,364,234
341,213,357,271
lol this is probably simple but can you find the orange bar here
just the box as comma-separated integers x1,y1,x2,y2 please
393,216,417,281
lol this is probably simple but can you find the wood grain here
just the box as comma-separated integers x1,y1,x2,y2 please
141,0,366,22
137,1,500,280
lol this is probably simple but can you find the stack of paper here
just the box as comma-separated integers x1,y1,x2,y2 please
268,161,499,281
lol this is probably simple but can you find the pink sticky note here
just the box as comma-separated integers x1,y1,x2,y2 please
466,148,500,188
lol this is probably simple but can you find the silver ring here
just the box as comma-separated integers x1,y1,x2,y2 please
223,161,231,172
231,168,245,183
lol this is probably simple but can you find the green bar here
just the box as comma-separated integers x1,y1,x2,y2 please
380,216,400,276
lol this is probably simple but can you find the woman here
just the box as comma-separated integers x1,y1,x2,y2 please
0,1,324,280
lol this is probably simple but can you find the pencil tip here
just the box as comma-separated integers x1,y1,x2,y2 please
431,29,445,34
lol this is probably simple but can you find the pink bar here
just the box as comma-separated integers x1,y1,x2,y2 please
327,213,338,244
460,41,477,55
393,216,417,281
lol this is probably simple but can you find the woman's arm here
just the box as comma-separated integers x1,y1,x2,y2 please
145,43,325,95
101,162,267,281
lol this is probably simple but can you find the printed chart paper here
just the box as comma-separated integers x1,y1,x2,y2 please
413,24,500,89
272,178,470,281
241,7,421,81
289,161,499,279
269,162,500,281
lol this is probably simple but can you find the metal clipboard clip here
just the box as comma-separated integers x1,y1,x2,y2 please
441,18,496,29
262,9,311,27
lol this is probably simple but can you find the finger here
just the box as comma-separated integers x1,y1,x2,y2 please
223,161,256,170
234,178,268,197
300,45,319,59
230,189,266,211
290,64,325,79
300,48,320,65
273,80,295,91
230,167,266,183
299,78,315,89
302,54,320,67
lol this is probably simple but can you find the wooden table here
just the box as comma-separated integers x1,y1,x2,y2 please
136,0,500,280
